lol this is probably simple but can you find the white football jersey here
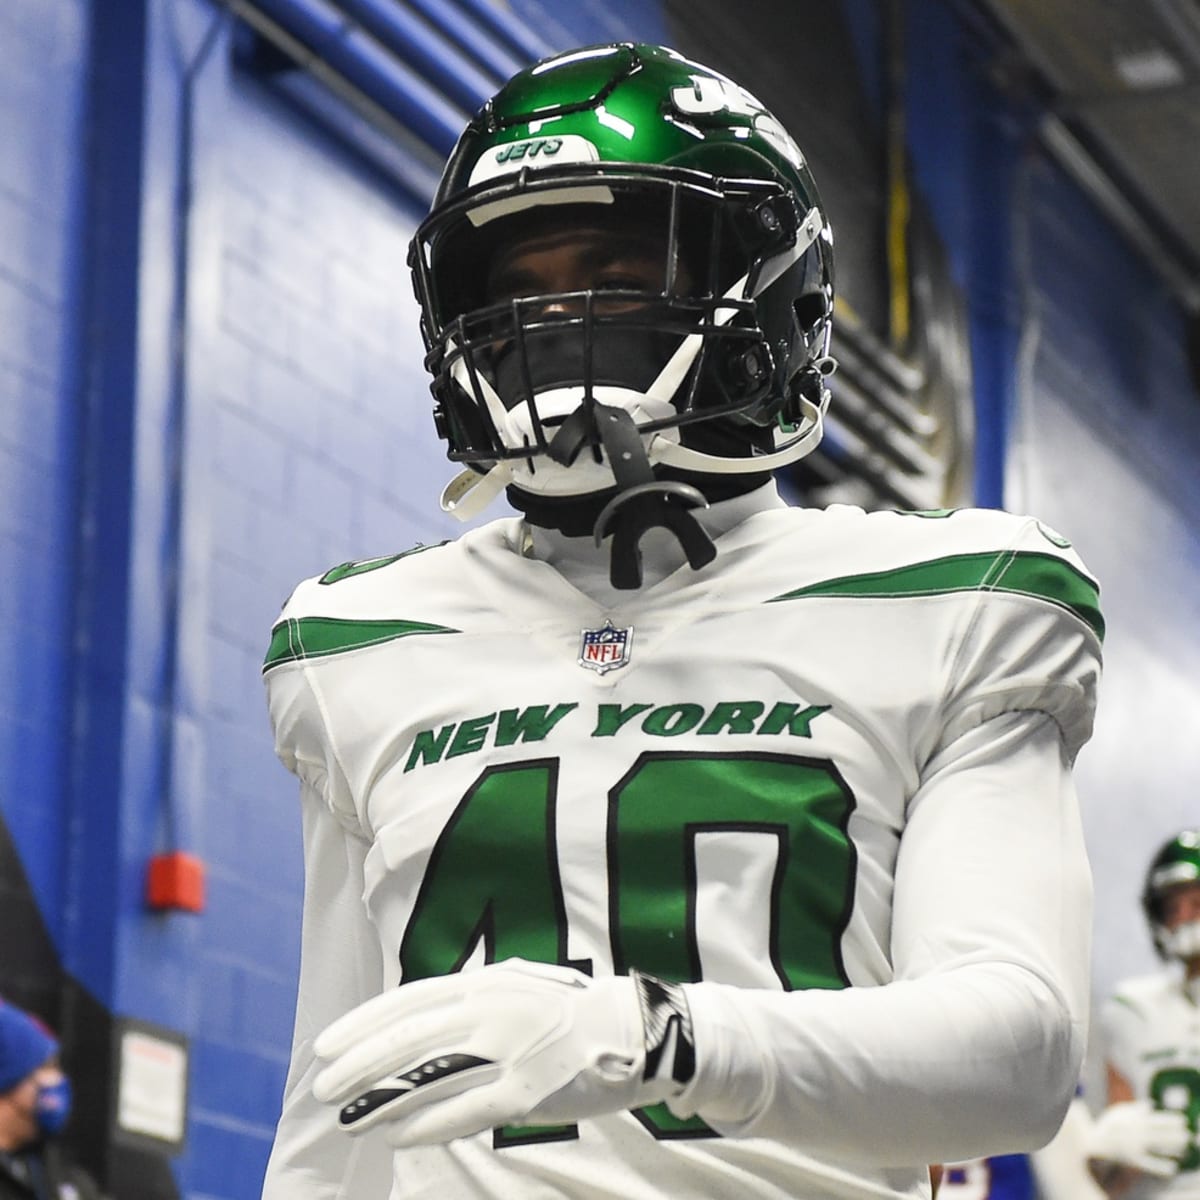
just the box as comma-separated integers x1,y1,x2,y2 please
1101,973,1200,1198
262,497,1101,1200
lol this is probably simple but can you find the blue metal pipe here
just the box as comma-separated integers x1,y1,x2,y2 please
236,0,467,155
328,0,498,113
447,0,555,68
402,0,526,82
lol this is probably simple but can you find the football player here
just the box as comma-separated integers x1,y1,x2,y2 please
261,42,1103,1200
1087,832,1200,1197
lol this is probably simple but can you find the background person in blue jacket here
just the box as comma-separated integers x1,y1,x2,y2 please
0,999,104,1200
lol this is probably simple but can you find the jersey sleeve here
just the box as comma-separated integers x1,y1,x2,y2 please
938,518,1103,763
673,708,1092,1164
261,585,393,1197
263,578,362,835
260,781,392,1200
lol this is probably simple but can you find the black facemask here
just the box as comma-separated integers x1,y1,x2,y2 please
488,322,686,414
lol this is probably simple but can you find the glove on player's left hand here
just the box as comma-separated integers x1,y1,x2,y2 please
312,958,695,1147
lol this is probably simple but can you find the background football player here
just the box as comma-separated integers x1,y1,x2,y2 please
1087,832,1200,1198
261,42,1103,1200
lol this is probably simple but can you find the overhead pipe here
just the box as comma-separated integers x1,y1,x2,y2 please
402,0,526,83
448,0,555,68
326,0,500,114
221,0,467,155
1040,114,1200,312
963,0,1200,314
241,40,445,206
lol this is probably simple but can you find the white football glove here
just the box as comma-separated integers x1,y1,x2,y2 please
312,959,696,1147
1085,1100,1191,1177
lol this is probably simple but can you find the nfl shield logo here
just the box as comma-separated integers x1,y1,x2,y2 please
578,620,633,674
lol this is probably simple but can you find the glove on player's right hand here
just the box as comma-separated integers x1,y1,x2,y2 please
1086,1101,1190,1178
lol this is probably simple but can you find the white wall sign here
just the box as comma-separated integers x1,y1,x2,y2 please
116,1029,188,1145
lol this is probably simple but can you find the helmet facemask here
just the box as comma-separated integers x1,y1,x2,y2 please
411,172,830,583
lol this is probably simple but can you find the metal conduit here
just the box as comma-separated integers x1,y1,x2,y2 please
226,0,558,162
449,0,554,67
327,0,500,113
1040,115,1200,312
226,0,467,154
402,0,526,83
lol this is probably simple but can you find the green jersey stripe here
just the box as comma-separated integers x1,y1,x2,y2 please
263,616,460,672
769,550,1104,642
318,542,449,585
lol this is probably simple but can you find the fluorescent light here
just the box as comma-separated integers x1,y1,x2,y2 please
1113,45,1185,89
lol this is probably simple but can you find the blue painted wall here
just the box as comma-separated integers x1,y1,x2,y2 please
3,0,470,1193
2,1,1199,1197
128,2,473,1190
0,0,90,956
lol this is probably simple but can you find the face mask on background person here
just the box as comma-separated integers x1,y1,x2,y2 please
32,1072,73,1138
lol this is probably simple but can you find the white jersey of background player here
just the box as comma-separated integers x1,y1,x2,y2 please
260,42,1102,1200
1087,833,1200,1199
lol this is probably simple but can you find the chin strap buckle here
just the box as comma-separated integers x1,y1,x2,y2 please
548,402,715,590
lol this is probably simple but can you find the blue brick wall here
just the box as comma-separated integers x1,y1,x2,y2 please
1,0,482,1194
147,9,475,1194
0,0,89,943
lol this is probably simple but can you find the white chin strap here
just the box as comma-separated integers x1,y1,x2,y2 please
440,208,826,522
1162,920,1200,961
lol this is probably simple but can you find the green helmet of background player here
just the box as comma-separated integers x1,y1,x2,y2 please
409,43,836,586
1143,829,1200,960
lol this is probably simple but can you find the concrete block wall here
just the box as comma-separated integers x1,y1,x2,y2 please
0,0,89,975
157,14,473,1194
1,1,480,1194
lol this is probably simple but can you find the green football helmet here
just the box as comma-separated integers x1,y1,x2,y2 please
1143,830,1200,960
408,43,834,583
